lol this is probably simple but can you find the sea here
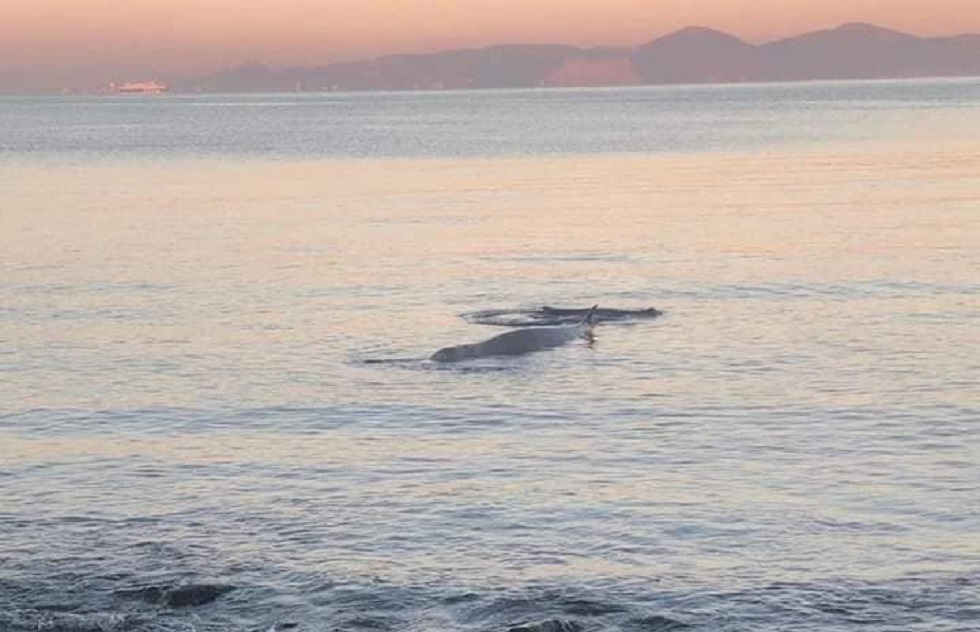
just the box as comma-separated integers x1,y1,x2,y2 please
1,79,978,632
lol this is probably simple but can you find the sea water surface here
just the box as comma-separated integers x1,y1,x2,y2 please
1,80,979,631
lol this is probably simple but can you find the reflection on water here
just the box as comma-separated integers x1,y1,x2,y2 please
3,148,977,411
1,83,979,631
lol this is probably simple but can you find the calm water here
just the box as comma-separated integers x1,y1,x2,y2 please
1,80,979,632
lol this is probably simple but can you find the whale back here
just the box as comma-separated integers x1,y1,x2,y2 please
431,304,599,362
431,344,474,362
432,323,586,362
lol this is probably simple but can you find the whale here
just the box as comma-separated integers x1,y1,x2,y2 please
432,305,598,362
462,305,662,327
541,305,662,322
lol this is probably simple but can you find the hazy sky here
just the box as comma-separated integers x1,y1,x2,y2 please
3,0,979,73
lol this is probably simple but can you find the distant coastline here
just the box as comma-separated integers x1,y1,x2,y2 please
5,22,979,95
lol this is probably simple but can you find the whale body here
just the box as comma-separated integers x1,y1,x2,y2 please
463,305,662,327
541,305,662,321
432,305,597,362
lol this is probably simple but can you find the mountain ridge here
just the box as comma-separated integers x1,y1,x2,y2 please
178,22,980,92
9,22,976,94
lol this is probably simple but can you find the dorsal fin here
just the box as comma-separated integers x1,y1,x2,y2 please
582,304,599,327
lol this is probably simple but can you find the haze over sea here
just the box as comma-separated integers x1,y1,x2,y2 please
2,79,979,632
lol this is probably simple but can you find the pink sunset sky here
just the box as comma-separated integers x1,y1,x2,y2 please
2,0,978,73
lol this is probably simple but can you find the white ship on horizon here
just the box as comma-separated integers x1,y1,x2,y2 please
113,80,168,94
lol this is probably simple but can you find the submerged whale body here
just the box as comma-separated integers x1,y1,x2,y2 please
464,305,662,327
432,305,597,362
542,305,662,321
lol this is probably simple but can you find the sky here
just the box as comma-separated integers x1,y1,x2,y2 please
2,0,979,75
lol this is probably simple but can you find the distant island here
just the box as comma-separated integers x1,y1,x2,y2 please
176,23,980,93
6,22,979,95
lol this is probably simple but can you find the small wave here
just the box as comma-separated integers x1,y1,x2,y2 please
356,357,516,373
359,357,425,365
505,619,584,632
623,615,692,631
651,280,980,301
0,610,145,632
446,589,690,632
4,571,977,632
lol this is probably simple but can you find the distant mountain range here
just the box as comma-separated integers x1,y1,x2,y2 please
176,23,980,93
3,22,975,94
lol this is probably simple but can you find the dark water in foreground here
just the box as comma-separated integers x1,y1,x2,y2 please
1,80,979,631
